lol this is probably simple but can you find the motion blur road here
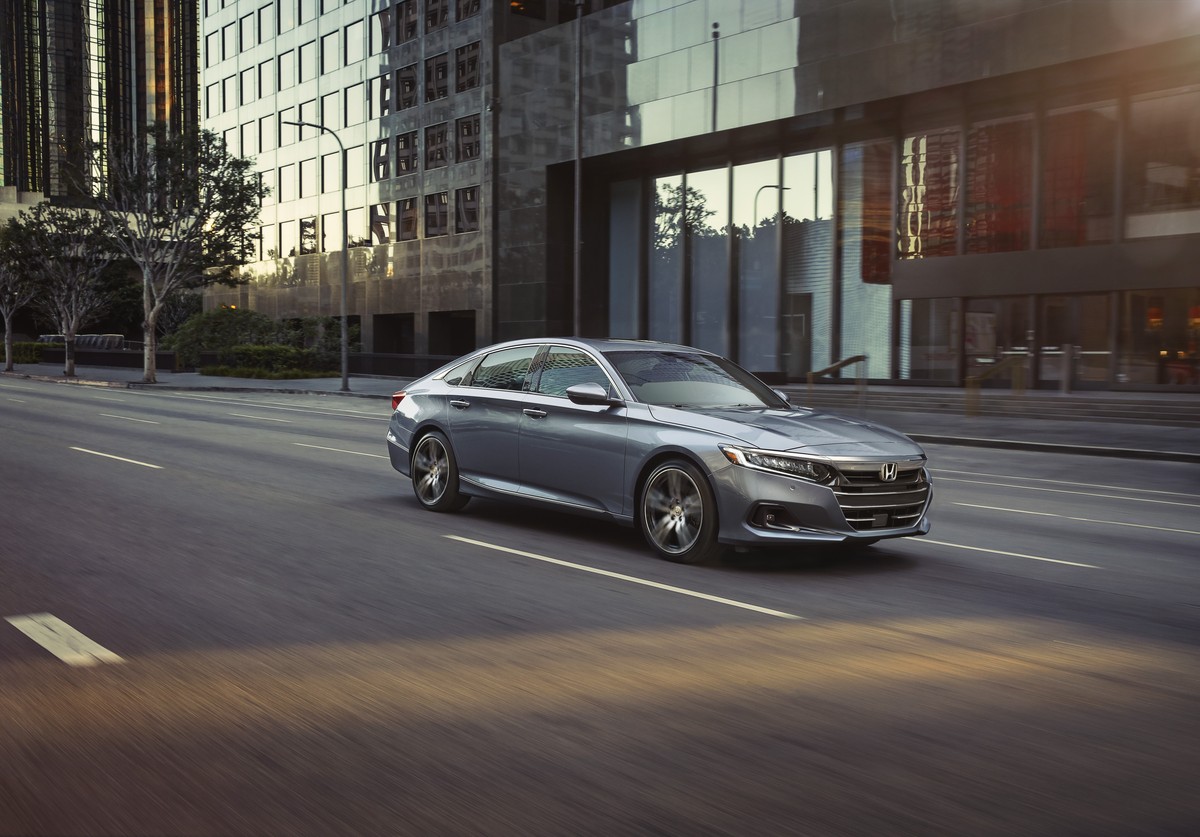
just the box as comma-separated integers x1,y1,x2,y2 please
1,377,1198,835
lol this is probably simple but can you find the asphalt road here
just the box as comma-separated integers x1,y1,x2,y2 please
1,379,1198,836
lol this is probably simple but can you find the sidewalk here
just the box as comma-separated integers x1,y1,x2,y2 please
4,362,1199,463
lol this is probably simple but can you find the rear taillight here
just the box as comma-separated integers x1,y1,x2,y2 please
391,391,406,411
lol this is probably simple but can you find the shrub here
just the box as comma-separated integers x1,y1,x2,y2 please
200,365,339,380
216,344,336,373
8,342,43,363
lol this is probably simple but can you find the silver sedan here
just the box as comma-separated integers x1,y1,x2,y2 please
386,338,932,563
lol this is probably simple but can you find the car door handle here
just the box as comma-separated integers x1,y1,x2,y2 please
522,408,548,419
450,399,470,409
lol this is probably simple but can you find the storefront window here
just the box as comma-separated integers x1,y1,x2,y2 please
1125,87,1200,238
1117,288,1200,386
899,129,959,258
687,167,729,356
734,159,781,373
841,142,891,379
648,175,684,344
964,297,1032,383
781,150,834,378
1041,102,1116,247
966,116,1032,253
899,298,959,381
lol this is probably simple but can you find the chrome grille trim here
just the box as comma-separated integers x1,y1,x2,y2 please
830,463,931,531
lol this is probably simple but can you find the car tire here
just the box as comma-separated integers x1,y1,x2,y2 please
411,431,469,512
639,460,722,564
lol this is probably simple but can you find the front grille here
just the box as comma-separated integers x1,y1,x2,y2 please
831,463,931,531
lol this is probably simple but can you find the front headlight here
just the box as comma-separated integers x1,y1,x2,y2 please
719,445,833,483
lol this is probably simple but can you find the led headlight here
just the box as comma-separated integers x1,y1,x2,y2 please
720,445,833,483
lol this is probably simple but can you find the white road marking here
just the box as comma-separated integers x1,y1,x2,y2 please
932,467,1197,499
5,613,123,666
70,446,163,469
919,538,1099,568
143,391,383,420
293,442,387,458
954,502,1200,537
230,412,293,423
89,394,126,402
8,398,24,403
100,413,160,425
935,476,1200,509
447,535,803,620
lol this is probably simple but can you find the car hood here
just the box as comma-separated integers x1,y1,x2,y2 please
646,405,924,457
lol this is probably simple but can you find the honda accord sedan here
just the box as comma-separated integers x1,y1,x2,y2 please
386,338,931,563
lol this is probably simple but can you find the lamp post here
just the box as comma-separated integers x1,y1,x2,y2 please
752,184,788,233
284,119,349,392
573,0,585,336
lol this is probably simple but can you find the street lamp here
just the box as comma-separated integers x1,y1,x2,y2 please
284,119,349,392
573,0,585,336
752,184,789,232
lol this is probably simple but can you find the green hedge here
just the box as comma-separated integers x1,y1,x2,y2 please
201,365,339,380
7,342,43,364
214,344,337,374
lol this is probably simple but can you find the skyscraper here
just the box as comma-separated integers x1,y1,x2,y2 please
0,0,198,204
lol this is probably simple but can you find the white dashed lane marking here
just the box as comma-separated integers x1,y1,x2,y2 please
5,613,124,666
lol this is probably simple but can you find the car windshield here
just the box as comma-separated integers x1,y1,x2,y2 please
605,350,787,409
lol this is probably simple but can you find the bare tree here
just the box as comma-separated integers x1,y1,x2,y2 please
91,124,267,382
0,220,41,373
18,204,115,376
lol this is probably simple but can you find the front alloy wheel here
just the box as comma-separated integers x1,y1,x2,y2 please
411,431,468,512
640,460,721,564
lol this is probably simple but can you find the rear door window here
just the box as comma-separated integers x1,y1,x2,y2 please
468,345,539,391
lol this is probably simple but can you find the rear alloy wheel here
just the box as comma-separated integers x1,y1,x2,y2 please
640,460,722,564
411,431,469,512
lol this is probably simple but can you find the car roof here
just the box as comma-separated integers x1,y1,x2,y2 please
480,337,714,355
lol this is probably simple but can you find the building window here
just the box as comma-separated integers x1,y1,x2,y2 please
346,145,365,187
370,204,392,245
370,73,392,119
321,0,339,14
456,114,480,162
299,41,317,82
371,10,393,54
279,107,296,145
426,0,448,31
322,151,341,192
966,116,1032,254
344,20,364,65
346,207,367,247
371,139,391,182
398,0,418,41
241,122,257,156
260,169,275,206
510,0,546,19
1041,102,1116,248
277,0,294,33
258,59,275,97
425,54,448,103
457,0,481,21
278,50,295,89
240,14,256,50
399,198,419,240
299,99,318,130
397,132,418,173
259,115,276,151
205,83,220,118
1125,86,1200,238
455,187,480,233
425,123,448,169
205,33,220,69
320,92,341,130
396,65,418,110
222,76,237,113
300,217,317,255
299,158,317,198
425,192,449,237
260,223,278,260
456,42,480,93
321,32,339,75
281,221,298,257
258,4,274,42
240,69,256,105
224,127,239,157
299,0,316,25
222,23,237,61
345,83,365,126
899,128,960,259
279,163,296,202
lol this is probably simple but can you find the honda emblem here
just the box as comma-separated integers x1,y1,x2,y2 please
879,462,898,482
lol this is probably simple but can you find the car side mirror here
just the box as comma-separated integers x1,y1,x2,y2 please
566,382,621,406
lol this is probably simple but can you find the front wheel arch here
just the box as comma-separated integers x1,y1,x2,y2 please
637,456,723,564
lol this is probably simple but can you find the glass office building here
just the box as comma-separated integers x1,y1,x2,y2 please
204,0,1200,390
0,0,198,204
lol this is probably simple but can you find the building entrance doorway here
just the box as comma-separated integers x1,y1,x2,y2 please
1036,294,1111,389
